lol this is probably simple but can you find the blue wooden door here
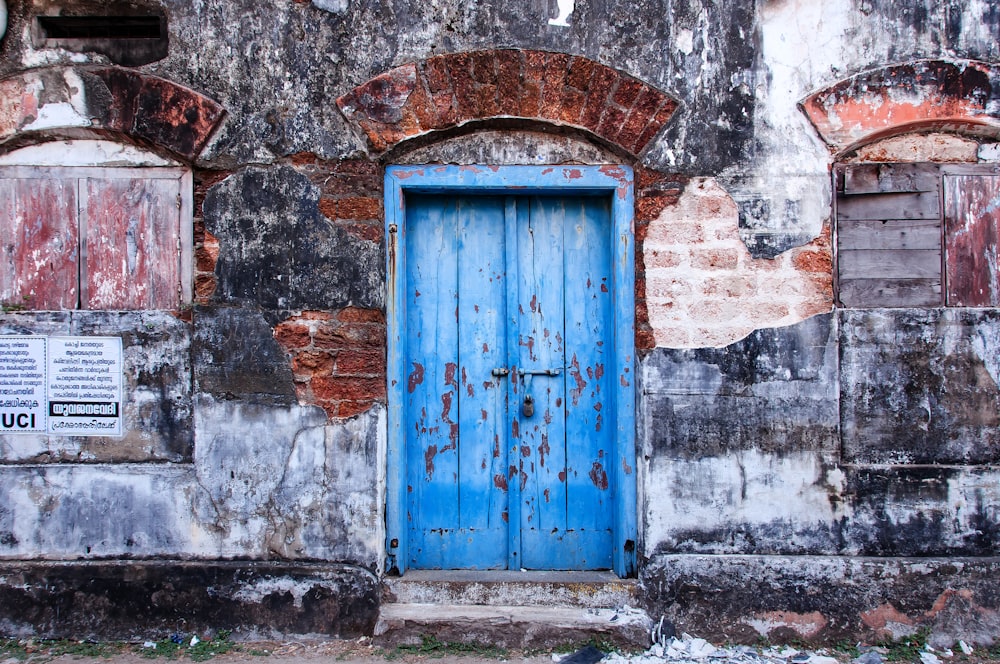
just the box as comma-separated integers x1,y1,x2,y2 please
403,193,614,570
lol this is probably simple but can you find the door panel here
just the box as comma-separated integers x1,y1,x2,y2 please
404,193,614,570
518,196,614,570
405,195,509,569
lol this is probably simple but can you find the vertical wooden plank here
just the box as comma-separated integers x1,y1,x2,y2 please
455,195,508,558
516,195,570,569
945,174,1000,306
404,194,461,568
84,177,181,309
559,195,614,569
504,196,524,571
0,176,79,310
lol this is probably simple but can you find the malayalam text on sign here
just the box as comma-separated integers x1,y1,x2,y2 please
0,335,123,436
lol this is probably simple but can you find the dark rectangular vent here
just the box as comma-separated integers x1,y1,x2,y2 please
37,16,162,40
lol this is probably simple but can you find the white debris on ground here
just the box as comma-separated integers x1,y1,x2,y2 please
591,630,977,664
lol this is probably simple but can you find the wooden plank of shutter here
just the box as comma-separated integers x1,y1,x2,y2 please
838,249,941,280
838,218,941,250
837,191,941,221
944,174,1000,306
83,176,181,310
842,163,941,194
0,176,80,310
837,279,942,308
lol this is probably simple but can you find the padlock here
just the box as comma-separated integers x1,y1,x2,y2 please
522,394,534,418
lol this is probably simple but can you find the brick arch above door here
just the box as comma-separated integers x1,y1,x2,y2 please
336,49,678,157
800,59,1000,155
0,66,225,162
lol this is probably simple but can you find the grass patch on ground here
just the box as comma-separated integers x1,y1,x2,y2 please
0,632,242,662
386,635,508,660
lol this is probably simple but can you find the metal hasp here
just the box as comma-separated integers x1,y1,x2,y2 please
385,164,637,577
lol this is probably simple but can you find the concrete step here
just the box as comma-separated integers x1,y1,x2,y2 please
377,571,651,650
383,570,641,609
374,602,652,650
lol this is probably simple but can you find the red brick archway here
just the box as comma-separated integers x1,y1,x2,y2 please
800,59,1000,154
336,49,678,157
0,66,225,161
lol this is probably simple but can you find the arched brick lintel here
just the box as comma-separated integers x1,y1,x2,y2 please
800,59,1000,154
0,66,225,162
336,50,679,157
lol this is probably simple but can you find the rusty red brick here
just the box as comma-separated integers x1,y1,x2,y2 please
630,99,677,153
520,51,548,118
314,322,385,349
612,76,644,107
423,55,452,93
335,347,386,375
566,56,597,91
496,50,522,116
448,52,479,120
596,104,628,143
336,400,376,418
312,376,386,401
338,307,386,323
579,66,619,132
335,220,384,243
470,51,499,85
91,68,225,161
558,87,586,125
292,351,337,377
338,64,418,125
274,321,312,349
540,53,571,119
406,77,441,131
616,86,664,146
194,274,216,301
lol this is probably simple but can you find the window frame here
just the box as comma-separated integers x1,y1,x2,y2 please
0,165,193,310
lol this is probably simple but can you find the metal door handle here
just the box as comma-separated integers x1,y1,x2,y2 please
517,368,562,377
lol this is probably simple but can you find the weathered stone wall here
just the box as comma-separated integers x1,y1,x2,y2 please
0,0,998,645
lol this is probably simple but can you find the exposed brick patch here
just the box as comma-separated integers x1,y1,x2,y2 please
800,59,1000,153
192,217,219,304
274,310,386,419
0,66,224,161
642,177,833,349
633,168,689,351
337,49,678,157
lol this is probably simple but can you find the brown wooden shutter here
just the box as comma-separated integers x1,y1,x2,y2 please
836,163,943,307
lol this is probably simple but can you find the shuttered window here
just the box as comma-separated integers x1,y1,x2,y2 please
0,167,192,311
835,163,1000,308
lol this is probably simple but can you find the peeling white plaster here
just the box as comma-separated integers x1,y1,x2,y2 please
21,102,92,132
980,143,1000,162
0,140,176,167
312,0,350,14
675,29,694,55
548,0,574,27
643,450,846,557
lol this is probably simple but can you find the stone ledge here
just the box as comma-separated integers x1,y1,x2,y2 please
375,602,652,650
641,554,1000,648
0,560,379,640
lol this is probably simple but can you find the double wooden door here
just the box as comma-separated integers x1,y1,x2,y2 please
402,193,615,570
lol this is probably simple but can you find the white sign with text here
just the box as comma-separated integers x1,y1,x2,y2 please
0,336,123,436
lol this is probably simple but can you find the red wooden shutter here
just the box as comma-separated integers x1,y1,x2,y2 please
83,176,182,310
0,175,80,310
944,174,1000,306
